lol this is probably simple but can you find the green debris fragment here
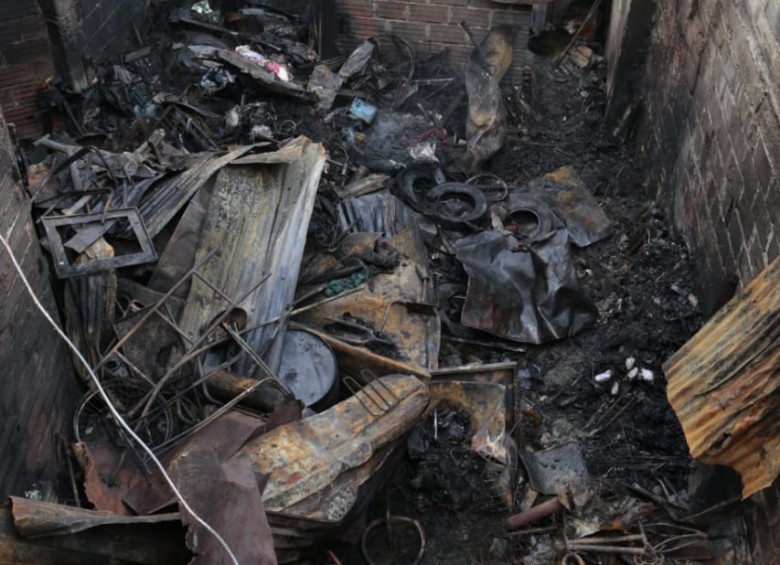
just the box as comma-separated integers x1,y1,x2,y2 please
323,270,368,297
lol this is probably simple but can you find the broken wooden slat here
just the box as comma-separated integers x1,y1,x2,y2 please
664,256,780,498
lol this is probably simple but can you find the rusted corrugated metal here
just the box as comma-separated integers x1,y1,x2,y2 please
664,256,780,499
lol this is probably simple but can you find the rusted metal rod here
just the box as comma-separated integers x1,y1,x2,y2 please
506,525,559,537
505,497,562,531
565,544,646,556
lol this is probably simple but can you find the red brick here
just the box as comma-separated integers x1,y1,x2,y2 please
375,1,409,21
336,0,373,19
409,4,450,24
429,23,468,44
489,8,532,28
447,44,473,65
346,16,384,39
385,20,428,42
429,0,469,6
450,6,490,29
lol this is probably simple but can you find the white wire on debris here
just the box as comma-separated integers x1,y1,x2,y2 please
0,234,240,565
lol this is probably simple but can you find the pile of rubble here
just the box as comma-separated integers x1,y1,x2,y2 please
3,2,746,564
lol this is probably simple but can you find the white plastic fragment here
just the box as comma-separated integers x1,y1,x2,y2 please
640,368,655,383
191,1,213,15
236,45,267,66
225,106,240,129
250,125,273,140
627,367,639,380
594,369,613,383
625,356,636,371
611,381,620,396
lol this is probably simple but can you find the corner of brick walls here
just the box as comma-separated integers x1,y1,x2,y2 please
637,0,780,303
636,1,780,562
335,0,532,85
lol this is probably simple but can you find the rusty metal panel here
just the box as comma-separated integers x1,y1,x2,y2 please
175,137,327,376
664,256,780,499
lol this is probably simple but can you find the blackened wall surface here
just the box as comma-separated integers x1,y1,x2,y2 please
0,107,81,499
637,0,780,307
78,0,147,59
334,0,532,85
38,0,147,91
0,0,54,138
636,1,780,563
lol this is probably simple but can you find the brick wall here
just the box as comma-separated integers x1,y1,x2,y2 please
635,1,780,562
38,0,147,91
335,0,532,85
637,0,780,309
0,106,81,499
79,0,147,60
0,0,54,139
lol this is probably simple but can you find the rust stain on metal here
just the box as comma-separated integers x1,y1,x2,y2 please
238,374,429,511
664,256,780,498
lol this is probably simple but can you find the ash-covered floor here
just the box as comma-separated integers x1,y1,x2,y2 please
13,3,727,564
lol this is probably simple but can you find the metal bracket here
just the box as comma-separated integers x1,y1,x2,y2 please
42,208,157,278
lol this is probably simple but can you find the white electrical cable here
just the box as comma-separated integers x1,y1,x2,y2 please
0,234,240,565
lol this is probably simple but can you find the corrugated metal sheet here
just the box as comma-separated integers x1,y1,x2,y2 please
664,256,780,499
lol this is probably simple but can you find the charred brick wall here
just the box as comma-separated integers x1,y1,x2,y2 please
0,107,81,499
38,0,147,91
334,0,532,85
78,0,146,59
637,0,780,306
0,0,55,138
635,1,780,562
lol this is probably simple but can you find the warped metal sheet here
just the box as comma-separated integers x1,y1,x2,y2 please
175,136,326,376
136,145,255,238
664,256,780,498
6,497,190,565
511,166,613,248
42,209,156,278
298,225,440,372
10,497,181,538
237,374,429,512
303,191,440,372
